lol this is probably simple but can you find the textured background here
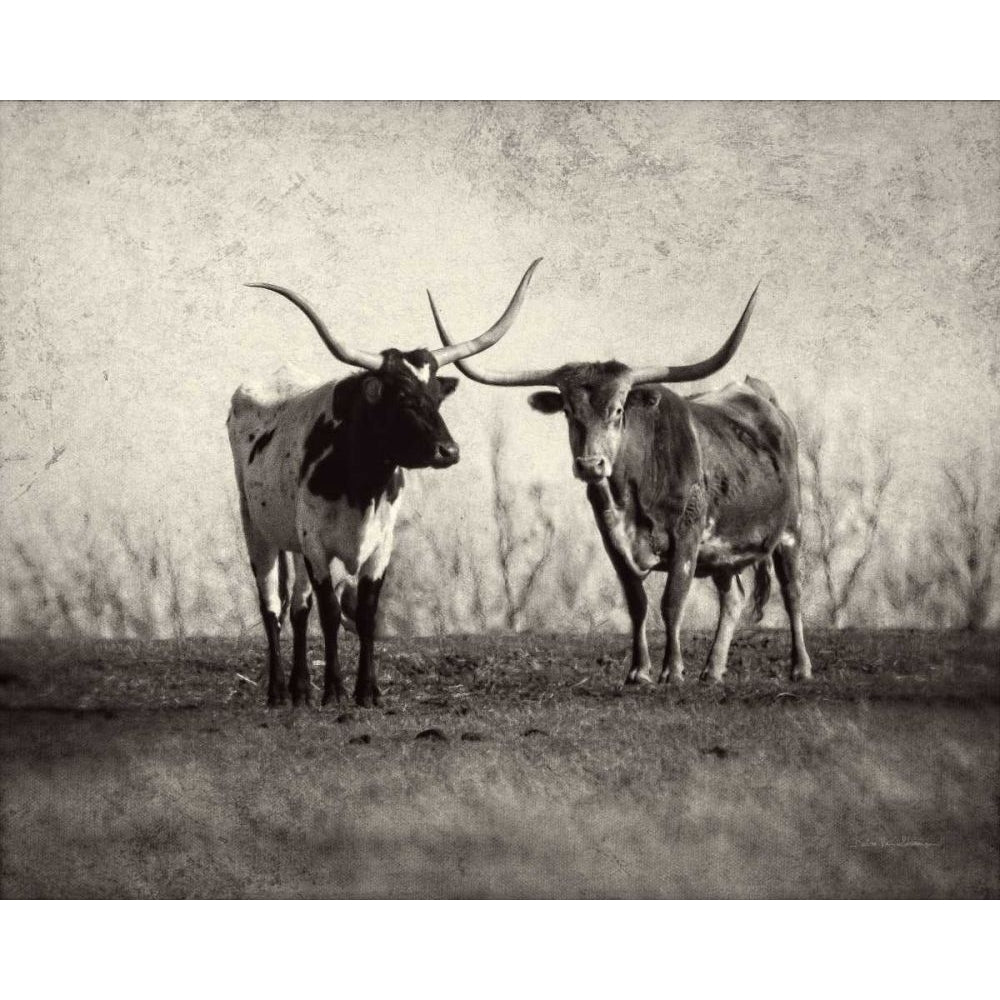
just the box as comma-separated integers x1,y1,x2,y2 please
2,102,997,635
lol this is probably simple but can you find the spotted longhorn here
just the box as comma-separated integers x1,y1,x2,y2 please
229,261,541,706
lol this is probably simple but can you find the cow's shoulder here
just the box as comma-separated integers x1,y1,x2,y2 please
688,379,789,435
231,364,324,416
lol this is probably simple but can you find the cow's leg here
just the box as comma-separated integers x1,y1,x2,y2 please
354,543,393,709
701,569,746,683
253,553,287,706
236,488,286,706
304,557,349,706
585,486,652,685
354,574,385,708
658,547,697,685
772,540,813,681
618,570,653,685
288,554,314,707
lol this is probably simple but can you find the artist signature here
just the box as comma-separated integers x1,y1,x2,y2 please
856,840,942,849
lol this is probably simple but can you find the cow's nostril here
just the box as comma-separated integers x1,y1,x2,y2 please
574,456,607,480
435,442,460,466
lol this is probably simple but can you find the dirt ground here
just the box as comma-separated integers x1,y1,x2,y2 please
1,628,997,898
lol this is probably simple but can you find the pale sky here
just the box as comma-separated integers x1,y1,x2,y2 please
2,102,998,571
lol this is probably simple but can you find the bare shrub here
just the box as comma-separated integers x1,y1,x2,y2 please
887,447,1000,629
383,420,563,635
936,448,1000,628
488,424,556,630
795,407,894,627
1,497,255,640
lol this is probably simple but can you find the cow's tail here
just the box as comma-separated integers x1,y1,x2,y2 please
751,557,772,623
337,581,359,635
278,551,292,625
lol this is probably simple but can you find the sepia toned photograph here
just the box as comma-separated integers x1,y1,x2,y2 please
1,100,997,899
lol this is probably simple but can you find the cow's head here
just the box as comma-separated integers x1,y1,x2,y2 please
246,260,542,471
525,363,662,482
332,348,460,469
429,266,759,483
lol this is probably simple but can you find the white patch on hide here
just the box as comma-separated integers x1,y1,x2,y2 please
403,359,431,383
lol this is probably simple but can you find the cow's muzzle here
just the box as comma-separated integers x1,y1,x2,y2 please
430,441,460,468
574,455,610,482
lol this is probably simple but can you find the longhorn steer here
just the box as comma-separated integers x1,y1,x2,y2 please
429,270,813,685
229,262,540,707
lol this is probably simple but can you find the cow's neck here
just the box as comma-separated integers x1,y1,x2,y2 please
305,415,404,511
348,436,402,509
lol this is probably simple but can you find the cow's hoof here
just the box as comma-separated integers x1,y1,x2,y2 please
290,689,312,707
625,669,654,686
322,689,346,707
791,664,813,682
267,691,287,707
699,670,725,685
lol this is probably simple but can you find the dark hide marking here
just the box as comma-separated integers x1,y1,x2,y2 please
248,427,275,465
307,431,404,508
300,353,457,510
300,414,336,482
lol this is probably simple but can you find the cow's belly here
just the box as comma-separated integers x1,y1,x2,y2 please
694,516,782,575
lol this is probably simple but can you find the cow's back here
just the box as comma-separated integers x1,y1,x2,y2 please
688,378,802,551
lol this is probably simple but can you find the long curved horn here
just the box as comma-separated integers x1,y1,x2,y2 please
629,283,760,385
246,283,383,371
428,259,559,385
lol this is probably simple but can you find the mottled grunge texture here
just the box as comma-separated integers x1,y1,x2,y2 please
1,102,998,636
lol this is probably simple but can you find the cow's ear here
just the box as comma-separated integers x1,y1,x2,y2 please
437,376,459,400
332,377,360,418
627,387,660,410
528,391,564,415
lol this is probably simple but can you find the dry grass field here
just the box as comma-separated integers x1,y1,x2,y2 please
1,628,997,899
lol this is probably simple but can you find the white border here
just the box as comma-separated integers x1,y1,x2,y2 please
1,901,998,997
1,2,998,98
